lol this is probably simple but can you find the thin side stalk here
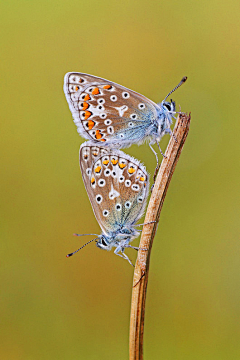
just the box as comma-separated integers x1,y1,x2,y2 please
129,113,191,360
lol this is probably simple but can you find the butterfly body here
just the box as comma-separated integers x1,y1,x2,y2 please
77,142,149,263
64,72,177,150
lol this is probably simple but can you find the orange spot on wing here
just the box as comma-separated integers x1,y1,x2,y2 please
119,163,126,169
94,166,101,173
75,86,79,91
128,167,136,174
95,130,103,140
84,155,88,159
87,120,95,130
91,177,95,184
84,94,90,101
100,138,106,142
103,85,112,90
103,159,109,165
82,102,89,110
92,87,100,95
111,159,118,165
140,177,145,181
84,111,92,120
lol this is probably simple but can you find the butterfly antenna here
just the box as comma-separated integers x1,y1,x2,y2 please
66,237,99,257
73,233,99,237
163,76,187,103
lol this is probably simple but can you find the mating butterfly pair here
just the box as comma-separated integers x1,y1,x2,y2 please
64,73,187,263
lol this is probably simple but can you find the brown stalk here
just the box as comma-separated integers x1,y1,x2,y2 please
129,113,191,360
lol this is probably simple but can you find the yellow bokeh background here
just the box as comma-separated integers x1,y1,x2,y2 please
1,1,239,359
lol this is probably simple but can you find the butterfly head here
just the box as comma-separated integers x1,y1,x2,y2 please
155,99,176,139
162,99,176,113
96,227,140,251
162,99,176,124
96,235,111,251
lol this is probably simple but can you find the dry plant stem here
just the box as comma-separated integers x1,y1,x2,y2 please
129,113,191,360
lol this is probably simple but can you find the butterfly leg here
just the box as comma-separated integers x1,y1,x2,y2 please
149,143,159,167
157,141,167,158
114,240,135,266
124,245,148,251
165,128,178,143
133,221,156,227
149,143,160,182
114,250,135,267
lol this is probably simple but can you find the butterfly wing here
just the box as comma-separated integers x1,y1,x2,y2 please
64,72,159,147
80,143,149,236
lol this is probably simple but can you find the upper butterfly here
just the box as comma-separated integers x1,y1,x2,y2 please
63,72,187,160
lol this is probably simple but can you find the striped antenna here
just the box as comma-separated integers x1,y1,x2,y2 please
66,237,99,257
73,233,99,237
163,76,187,103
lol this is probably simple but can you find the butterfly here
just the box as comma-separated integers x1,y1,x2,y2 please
66,143,150,265
63,72,187,164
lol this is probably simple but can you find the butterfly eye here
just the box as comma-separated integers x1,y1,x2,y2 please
163,103,171,111
101,238,108,247
130,114,138,120
115,203,122,211
122,92,130,99
96,194,103,204
138,103,145,109
103,210,109,217
110,95,117,102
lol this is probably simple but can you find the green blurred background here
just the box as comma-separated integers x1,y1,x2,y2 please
1,1,239,359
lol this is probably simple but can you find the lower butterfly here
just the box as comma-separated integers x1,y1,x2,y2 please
66,143,150,265
64,72,187,165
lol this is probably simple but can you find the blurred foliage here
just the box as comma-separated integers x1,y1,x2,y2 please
0,0,239,359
